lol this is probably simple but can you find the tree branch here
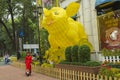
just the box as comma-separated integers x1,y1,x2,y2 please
0,18,13,42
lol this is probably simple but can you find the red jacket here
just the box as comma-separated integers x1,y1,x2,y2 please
25,55,32,70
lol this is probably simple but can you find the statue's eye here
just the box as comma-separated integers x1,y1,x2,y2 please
54,11,59,15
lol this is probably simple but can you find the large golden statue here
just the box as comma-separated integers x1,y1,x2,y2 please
42,2,93,64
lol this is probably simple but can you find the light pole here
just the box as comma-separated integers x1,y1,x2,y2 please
34,5,43,64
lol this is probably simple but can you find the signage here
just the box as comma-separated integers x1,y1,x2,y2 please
23,44,39,49
98,10,120,50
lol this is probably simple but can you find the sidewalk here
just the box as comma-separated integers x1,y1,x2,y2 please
0,65,59,80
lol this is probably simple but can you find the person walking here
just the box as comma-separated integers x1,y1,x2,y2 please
25,52,32,76
4,53,9,64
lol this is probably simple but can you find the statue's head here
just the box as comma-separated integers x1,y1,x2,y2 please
42,2,80,31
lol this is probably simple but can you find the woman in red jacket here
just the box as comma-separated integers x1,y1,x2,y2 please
25,52,32,76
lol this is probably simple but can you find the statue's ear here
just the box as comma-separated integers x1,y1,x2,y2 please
43,8,49,16
66,2,80,17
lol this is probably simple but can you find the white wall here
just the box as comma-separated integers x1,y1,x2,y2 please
91,53,103,61
79,0,100,52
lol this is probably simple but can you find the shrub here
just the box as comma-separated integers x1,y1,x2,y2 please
107,63,120,69
115,73,120,78
20,51,26,60
83,61,101,67
78,45,90,63
70,62,83,65
41,63,53,68
71,45,79,62
59,61,72,65
102,48,120,56
59,61,101,67
99,67,120,78
65,46,72,62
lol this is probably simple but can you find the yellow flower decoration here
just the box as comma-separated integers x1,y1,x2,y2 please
42,2,93,64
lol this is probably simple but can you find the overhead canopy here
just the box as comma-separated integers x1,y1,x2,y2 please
95,0,120,7
95,0,120,16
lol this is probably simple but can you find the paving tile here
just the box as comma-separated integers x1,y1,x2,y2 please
0,65,58,80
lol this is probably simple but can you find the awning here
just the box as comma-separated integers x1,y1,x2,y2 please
95,0,120,7
95,0,120,15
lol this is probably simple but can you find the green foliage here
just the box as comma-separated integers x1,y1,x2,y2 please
71,45,79,62
0,26,13,52
59,61,101,67
40,28,50,56
0,0,37,52
32,61,39,65
21,51,26,59
83,61,101,67
107,63,120,69
64,45,91,63
102,48,120,56
65,46,72,62
99,67,113,77
0,0,7,17
41,63,54,68
99,67,120,78
78,45,90,63
115,73,120,78
59,61,72,65
0,57,3,62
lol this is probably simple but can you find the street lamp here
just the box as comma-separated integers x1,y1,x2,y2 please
34,5,43,64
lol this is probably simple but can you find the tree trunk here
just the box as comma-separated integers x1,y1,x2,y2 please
7,0,17,51
0,18,13,42
0,40,6,52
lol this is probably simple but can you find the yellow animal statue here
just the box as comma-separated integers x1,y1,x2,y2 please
42,2,93,64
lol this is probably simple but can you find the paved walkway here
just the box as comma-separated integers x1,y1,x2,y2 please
0,65,59,80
